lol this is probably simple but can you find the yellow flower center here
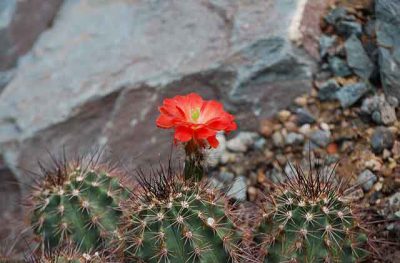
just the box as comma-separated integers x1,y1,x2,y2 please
191,108,200,122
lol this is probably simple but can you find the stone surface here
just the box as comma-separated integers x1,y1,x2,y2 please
318,79,340,101
328,56,352,77
226,131,259,152
0,0,64,70
357,169,377,191
376,0,400,100
336,82,370,108
310,129,331,147
0,0,319,194
227,175,247,200
345,34,374,80
319,35,337,58
295,108,316,125
370,126,394,154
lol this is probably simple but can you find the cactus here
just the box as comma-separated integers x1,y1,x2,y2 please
29,156,129,253
117,165,244,263
26,245,111,263
257,162,368,263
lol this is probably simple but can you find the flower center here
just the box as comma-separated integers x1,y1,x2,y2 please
191,108,200,122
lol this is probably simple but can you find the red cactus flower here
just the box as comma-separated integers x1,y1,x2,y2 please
156,93,237,148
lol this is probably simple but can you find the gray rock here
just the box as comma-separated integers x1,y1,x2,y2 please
371,110,382,124
371,126,394,154
0,0,63,70
336,21,362,38
336,82,370,108
345,34,374,80
328,57,352,77
227,176,247,200
357,169,377,191
379,100,397,125
285,132,304,146
254,137,266,150
364,19,376,37
324,7,347,25
266,168,285,184
318,79,340,101
272,131,285,148
0,69,14,92
295,108,316,125
361,95,397,125
319,35,337,58
226,132,259,152
361,95,381,115
206,133,226,167
376,0,400,100
218,171,235,184
310,129,331,148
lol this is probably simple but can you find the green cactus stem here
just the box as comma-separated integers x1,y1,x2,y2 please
117,166,244,263
29,156,129,253
257,162,369,263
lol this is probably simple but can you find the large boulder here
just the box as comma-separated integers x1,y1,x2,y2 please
376,0,400,100
0,0,63,90
0,0,325,195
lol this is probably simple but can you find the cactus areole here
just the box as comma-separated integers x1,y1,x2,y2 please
156,92,237,181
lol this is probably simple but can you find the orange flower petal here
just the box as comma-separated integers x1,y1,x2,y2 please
174,126,193,142
207,136,219,148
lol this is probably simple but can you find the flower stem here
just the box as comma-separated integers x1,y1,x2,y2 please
184,140,205,182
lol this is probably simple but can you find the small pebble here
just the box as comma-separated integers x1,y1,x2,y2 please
370,126,394,154
272,131,285,148
226,132,259,152
227,176,247,200
310,130,331,147
278,110,291,122
357,169,377,192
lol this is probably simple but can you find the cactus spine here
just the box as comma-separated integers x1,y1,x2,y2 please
118,167,242,263
257,163,368,263
30,158,129,253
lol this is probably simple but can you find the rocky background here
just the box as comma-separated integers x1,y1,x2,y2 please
0,0,399,260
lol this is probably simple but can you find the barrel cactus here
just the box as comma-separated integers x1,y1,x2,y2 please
117,166,244,263
257,162,368,263
29,156,129,253
27,245,111,263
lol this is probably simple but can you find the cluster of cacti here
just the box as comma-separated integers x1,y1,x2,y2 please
116,168,242,263
257,163,368,263
20,93,373,262
29,158,129,253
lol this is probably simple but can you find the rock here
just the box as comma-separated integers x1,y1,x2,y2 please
371,111,382,124
336,21,362,38
364,19,376,37
266,168,285,184
227,176,247,201
206,133,226,167
324,7,347,25
345,34,374,80
310,129,331,148
285,132,304,146
278,110,291,123
357,169,377,191
226,132,259,152
318,79,340,101
319,35,337,58
218,171,235,184
254,137,266,150
336,82,370,108
0,69,14,92
299,124,312,136
376,0,400,100
272,131,285,148
0,0,317,196
370,126,394,154
328,57,352,77
379,100,397,125
0,0,64,70
295,108,316,125
361,95,381,115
